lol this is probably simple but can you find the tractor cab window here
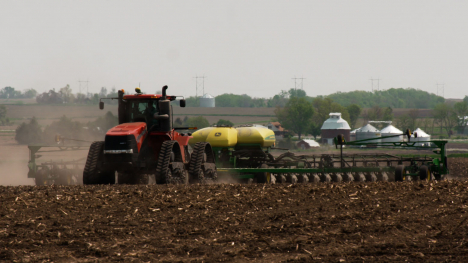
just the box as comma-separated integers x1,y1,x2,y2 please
126,99,159,127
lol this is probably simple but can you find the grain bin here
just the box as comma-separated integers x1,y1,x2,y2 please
199,94,215,107
321,113,351,145
350,128,358,141
356,124,381,144
380,125,403,143
411,128,431,146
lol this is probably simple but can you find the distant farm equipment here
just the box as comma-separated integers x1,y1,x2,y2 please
28,145,89,185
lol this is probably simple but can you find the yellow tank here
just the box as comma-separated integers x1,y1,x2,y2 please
236,126,275,147
189,127,238,147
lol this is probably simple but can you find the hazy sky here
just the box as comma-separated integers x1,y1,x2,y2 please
1,1,467,99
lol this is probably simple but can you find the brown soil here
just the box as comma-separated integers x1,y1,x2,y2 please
2,180,468,262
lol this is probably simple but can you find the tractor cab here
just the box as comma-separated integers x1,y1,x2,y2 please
100,86,185,133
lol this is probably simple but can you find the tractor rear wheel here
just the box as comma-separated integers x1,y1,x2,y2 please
395,165,405,182
188,142,217,184
155,141,187,184
83,141,114,184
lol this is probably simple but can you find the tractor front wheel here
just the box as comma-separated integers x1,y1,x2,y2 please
83,141,114,184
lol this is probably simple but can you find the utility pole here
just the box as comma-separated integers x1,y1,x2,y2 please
369,77,380,92
292,76,305,90
78,80,90,96
193,75,206,97
436,82,445,98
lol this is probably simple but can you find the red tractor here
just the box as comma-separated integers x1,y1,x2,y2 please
82,85,217,185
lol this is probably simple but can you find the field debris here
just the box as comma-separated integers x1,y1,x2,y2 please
1,180,468,261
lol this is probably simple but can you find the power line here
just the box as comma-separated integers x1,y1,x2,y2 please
369,77,380,92
193,75,206,97
436,82,445,98
292,76,305,90
78,80,89,95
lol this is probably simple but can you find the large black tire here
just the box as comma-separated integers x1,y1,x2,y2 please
155,141,186,184
83,141,114,185
419,165,432,181
188,142,216,184
395,165,405,182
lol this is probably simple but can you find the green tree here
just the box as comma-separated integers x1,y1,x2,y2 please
327,88,444,109
0,86,16,99
87,111,118,135
464,95,468,104
0,105,10,125
383,107,394,121
15,117,43,144
453,101,468,134
346,104,362,129
275,97,314,140
312,97,350,125
432,103,458,138
396,114,413,131
186,116,210,129
267,90,289,107
174,117,183,127
43,115,84,143
59,84,74,103
308,122,321,140
288,88,306,98
23,89,37,98
216,119,234,126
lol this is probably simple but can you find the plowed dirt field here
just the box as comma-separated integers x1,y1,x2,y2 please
2,176,468,262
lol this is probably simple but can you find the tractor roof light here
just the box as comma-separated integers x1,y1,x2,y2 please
135,87,142,94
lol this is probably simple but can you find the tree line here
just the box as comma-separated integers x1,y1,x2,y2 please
183,88,446,109
15,112,118,145
276,95,468,140
36,85,119,105
0,86,37,99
